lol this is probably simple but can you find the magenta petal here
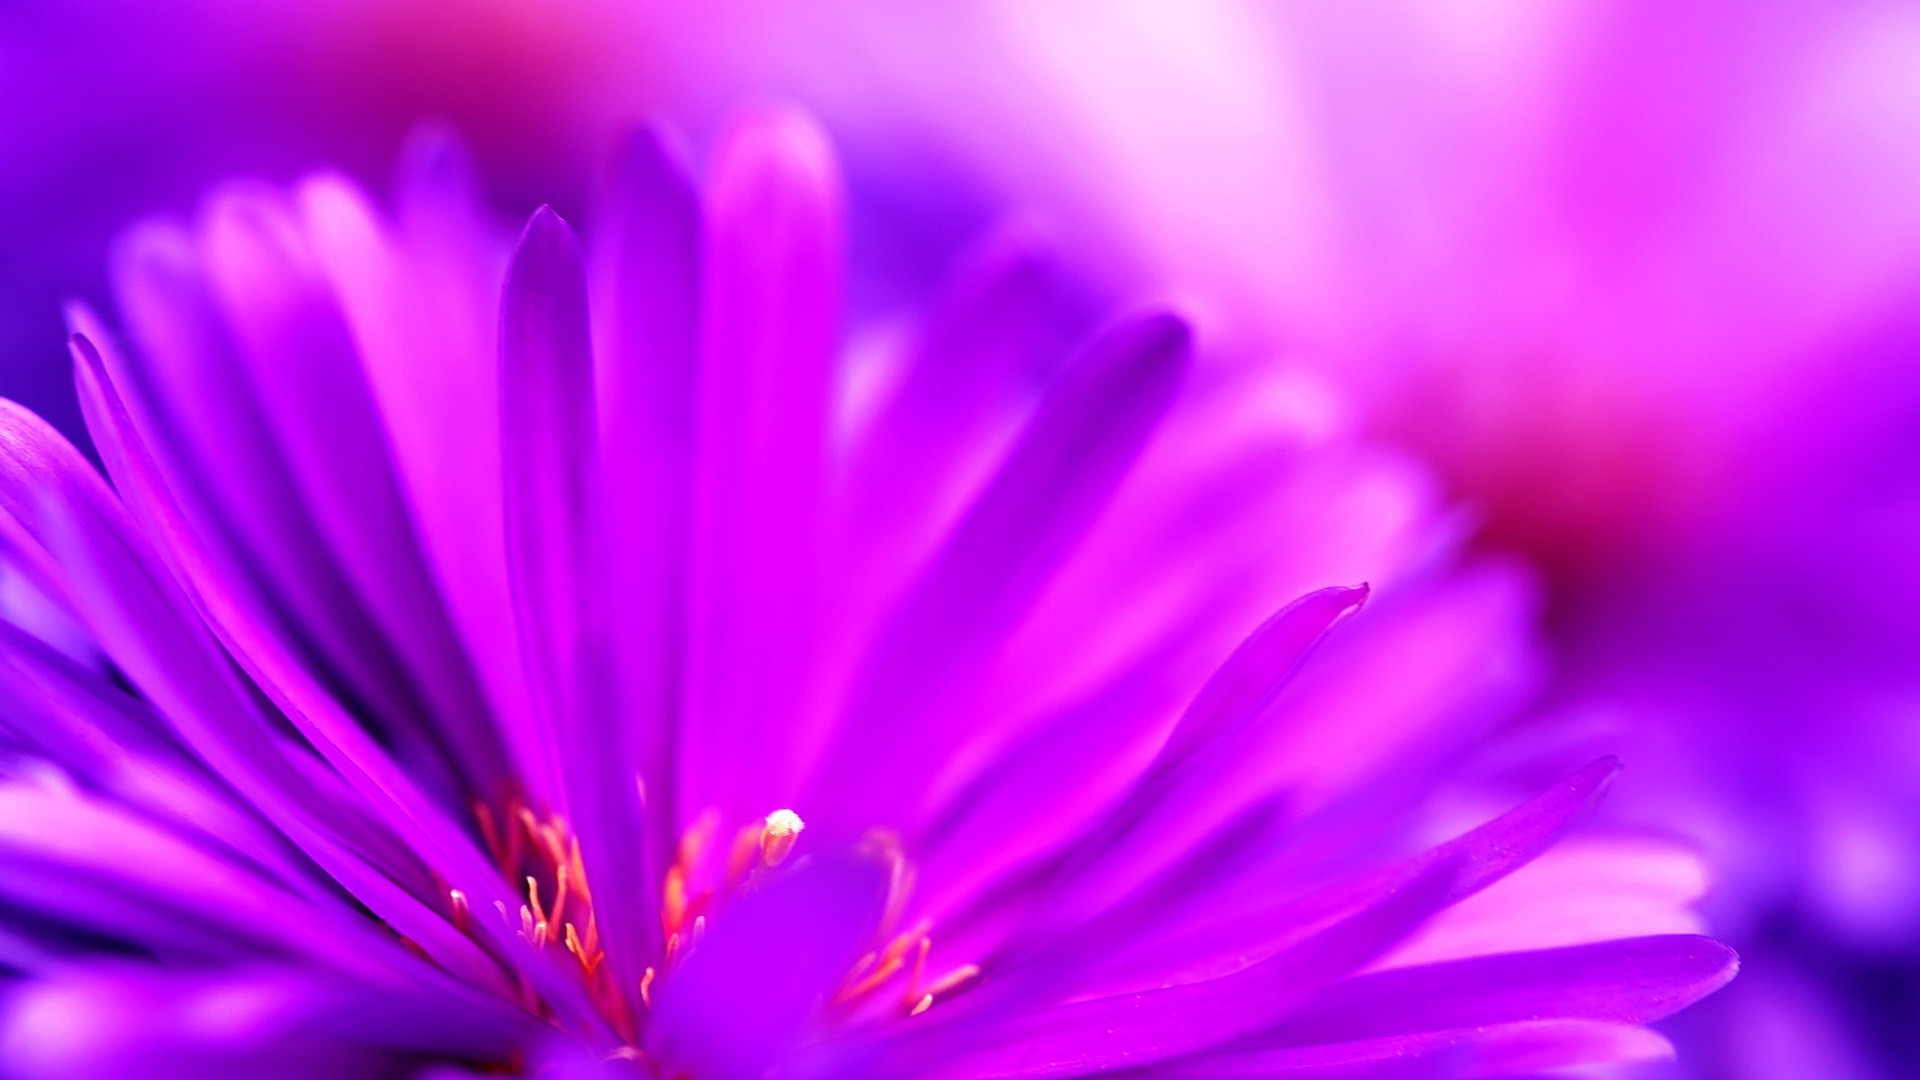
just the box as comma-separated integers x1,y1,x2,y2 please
0,615,312,898
74,333,531,959
808,312,1191,834
1157,1019,1674,1078
27,377,553,1007
501,207,603,754
589,127,702,965
0,964,540,1079
916,856,1461,1078
1260,934,1739,1047
1128,758,1625,992
681,105,845,825
0,784,378,973
108,224,414,744
196,188,502,793
647,850,888,1080
833,226,1080,624
501,206,656,1014
1152,584,1370,780
1007,585,1367,934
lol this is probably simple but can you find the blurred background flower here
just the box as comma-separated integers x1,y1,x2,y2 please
5,0,1920,1075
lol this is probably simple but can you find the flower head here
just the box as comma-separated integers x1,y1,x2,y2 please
0,107,1731,1076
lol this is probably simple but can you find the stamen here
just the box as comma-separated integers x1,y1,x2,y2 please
662,865,690,934
761,809,805,867
859,830,915,938
902,937,930,1005
457,800,973,1044
526,875,548,926
552,861,571,926
924,963,980,998
905,964,979,1017
834,919,932,1006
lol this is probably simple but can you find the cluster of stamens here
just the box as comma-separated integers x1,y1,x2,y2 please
829,831,980,1018
466,799,629,1034
451,797,980,1053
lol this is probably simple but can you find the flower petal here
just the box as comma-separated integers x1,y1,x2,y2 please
1007,585,1367,934
909,856,1461,1078
1156,1019,1674,1078
807,312,1190,836
1123,758,1626,991
500,203,653,1019
0,963,538,1079
1257,934,1739,1047
589,126,703,969
199,187,503,793
681,104,845,824
108,223,417,754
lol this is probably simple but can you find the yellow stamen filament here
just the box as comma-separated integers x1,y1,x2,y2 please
835,918,933,1006
555,864,573,926
526,876,547,927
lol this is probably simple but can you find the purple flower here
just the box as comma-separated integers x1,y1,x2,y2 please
0,106,1731,1077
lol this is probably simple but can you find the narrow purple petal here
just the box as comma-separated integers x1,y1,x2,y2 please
807,312,1190,835
589,126,702,968
1259,934,1739,1047
681,105,844,825
909,856,1461,1078
1155,1019,1674,1078
830,225,1081,636
0,964,539,1079
38,373,569,1010
1124,758,1625,991
911,659,1179,922
500,204,653,1016
295,171,547,808
0,783,406,981
1152,584,1370,780
0,615,312,896
197,188,503,794
1002,585,1366,935
108,223,417,747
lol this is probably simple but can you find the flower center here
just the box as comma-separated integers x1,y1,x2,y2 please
452,798,980,1054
